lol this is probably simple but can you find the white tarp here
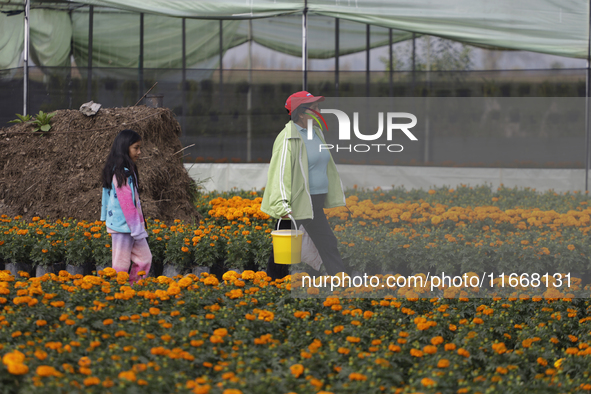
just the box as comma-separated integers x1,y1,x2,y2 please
184,163,591,193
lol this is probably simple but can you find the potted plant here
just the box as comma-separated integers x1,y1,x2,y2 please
163,223,193,277
4,218,34,276
190,225,224,277
64,222,94,276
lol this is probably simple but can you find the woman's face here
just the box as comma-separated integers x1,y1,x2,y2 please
299,103,320,124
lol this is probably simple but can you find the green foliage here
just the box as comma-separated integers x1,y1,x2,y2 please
31,111,55,133
8,113,32,124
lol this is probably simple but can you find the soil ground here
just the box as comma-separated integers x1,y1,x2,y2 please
0,106,200,224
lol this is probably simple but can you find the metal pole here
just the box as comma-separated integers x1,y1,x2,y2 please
23,0,30,115
302,1,308,91
586,58,590,191
412,33,416,94
139,13,144,100
366,24,370,97
585,0,591,190
335,18,339,97
389,28,393,97
181,18,186,140
247,20,253,162
86,5,94,102
219,20,223,107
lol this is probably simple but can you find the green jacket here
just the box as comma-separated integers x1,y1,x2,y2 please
261,121,346,220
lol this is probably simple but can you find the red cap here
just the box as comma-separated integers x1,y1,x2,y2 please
285,91,325,115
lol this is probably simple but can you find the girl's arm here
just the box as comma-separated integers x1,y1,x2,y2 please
113,176,147,240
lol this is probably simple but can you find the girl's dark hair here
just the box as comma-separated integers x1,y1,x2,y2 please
102,129,141,189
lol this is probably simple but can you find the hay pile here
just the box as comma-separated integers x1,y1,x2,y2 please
0,106,200,223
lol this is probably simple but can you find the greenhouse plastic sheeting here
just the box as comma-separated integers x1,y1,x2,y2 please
0,9,72,69
1,0,588,69
62,0,591,59
71,12,245,69
184,163,591,193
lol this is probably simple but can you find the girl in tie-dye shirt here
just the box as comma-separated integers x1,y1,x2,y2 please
100,129,152,284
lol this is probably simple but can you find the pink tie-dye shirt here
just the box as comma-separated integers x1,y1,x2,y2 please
106,175,147,240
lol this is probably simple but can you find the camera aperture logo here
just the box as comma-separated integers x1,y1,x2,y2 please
305,109,418,153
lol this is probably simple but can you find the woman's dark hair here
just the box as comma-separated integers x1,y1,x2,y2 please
102,129,141,189
289,105,308,122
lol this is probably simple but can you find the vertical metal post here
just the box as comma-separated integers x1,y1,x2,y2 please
181,18,187,139
219,20,223,107
389,28,393,97
412,33,416,94
86,5,94,102
585,0,591,190
139,13,144,100
23,0,30,115
247,20,253,162
366,24,370,97
335,18,339,97
302,2,308,91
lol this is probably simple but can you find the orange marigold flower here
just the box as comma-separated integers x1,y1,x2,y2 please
118,371,136,382
349,373,367,381
84,377,100,386
423,345,437,354
290,364,304,378
437,359,450,368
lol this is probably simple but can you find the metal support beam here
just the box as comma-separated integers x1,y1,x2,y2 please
181,18,187,139
23,0,30,115
366,24,370,97
219,20,223,107
585,0,591,190
247,20,253,162
335,18,339,97
139,13,144,100
86,5,93,102
412,33,416,94
389,29,393,97
302,1,308,91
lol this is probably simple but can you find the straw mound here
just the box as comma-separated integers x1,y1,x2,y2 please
0,106,200,223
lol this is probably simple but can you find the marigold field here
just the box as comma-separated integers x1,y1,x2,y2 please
2,185,591,393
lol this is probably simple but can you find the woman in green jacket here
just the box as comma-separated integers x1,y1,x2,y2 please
261,91,349,280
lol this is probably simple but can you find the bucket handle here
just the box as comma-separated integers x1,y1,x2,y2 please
277,214,298,231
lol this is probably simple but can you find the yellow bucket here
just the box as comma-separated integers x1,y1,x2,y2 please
271,217,303,265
